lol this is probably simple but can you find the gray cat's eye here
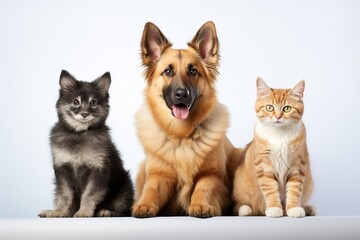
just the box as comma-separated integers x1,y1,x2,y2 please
73,99,80,105
90,100,97,106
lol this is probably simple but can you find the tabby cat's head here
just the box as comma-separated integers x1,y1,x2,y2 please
56,70,111,132
255,77,305,127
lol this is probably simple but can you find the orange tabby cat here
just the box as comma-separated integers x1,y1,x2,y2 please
232,77,316,217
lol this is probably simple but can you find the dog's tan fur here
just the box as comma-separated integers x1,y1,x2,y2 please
132,21,232,217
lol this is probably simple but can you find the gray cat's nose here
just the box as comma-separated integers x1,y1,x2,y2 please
81,112,90,118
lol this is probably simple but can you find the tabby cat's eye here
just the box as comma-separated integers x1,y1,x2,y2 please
73,99,80,105
265,104,274,112
283,105,292,113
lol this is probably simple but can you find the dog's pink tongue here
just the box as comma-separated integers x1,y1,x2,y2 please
172,105,189,120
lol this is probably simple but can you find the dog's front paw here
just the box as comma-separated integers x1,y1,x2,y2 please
265,207,283,218
189,203,214,218
132,203,157,218
38,210,71,218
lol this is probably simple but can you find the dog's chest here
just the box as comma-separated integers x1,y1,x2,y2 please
167,136,206,172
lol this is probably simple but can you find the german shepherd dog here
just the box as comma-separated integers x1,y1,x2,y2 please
132,21,233,218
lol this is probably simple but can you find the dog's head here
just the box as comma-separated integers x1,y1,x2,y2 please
141,21,219,125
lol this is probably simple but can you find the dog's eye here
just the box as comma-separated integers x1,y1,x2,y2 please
73,99,80,105
189,68,198,76
164,68,173,77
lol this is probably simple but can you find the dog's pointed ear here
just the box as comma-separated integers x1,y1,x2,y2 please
141,22,172,65
189,21,219,64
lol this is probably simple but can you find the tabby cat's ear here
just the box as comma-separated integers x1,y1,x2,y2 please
59,70,76,90
256,77,271,98
290,80,305,101
94,72,111,94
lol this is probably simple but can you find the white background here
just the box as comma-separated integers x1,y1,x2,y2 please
0,0,359,217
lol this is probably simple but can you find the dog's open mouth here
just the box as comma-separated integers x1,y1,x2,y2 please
171,104,190,120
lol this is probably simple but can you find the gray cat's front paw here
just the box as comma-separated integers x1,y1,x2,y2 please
38,210,71,218
96,209,113,217
73,208,94,217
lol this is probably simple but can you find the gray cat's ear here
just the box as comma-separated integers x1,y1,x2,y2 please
256,77,271,98
95,72,111,94
290,80,305,101
59,70,76,90
189,21,219,63
141,22,172,65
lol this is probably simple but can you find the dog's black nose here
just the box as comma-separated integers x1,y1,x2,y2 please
175,88,190,102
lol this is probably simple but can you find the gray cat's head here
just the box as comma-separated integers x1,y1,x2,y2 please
56,70,111,132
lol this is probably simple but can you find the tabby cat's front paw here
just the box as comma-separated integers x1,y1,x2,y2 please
304,205,317,216
265,207,283,217
238,205,253,216
287,207,305,218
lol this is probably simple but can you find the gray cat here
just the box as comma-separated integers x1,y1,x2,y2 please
39,70,134,217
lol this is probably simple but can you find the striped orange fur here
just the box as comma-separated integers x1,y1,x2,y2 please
231,77,316,217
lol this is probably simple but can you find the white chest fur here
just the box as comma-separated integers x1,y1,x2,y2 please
255,120,302,194
52,146,106,169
